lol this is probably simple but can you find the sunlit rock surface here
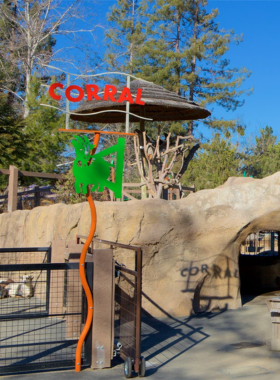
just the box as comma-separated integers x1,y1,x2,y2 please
1,173,280,317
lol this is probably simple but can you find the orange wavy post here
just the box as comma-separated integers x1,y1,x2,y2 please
75,132,100,372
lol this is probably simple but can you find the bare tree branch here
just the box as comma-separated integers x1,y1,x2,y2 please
132,130,199,199
0,0,99,118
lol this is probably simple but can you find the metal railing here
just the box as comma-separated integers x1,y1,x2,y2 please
240,231,280,256
0,247,92,375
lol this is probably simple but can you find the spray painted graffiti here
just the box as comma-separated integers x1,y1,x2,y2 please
180,256,239,313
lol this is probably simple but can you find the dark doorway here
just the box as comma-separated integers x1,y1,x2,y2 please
239,231,280,304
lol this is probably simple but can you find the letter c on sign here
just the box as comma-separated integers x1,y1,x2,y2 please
65,85,84,102
49,83,63,101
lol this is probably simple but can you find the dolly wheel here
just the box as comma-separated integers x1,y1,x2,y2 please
124,357,133,378
139,357,146,377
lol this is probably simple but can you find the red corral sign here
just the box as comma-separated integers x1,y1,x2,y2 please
49,83,145,105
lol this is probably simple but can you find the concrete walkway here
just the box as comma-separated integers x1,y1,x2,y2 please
3,293,280,380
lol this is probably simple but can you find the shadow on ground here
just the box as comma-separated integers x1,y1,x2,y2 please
137,292,228,376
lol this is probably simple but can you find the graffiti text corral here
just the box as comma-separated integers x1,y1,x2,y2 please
49,83,145,105
181,264,239,279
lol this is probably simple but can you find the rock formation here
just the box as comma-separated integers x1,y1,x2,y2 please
1,173,280,317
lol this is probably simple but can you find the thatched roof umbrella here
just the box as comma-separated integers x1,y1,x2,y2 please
70,79,210,123
70,79,211,199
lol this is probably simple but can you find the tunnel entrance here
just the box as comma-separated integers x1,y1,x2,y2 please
239,231,280,304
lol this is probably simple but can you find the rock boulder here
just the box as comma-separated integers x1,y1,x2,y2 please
1,173,280,317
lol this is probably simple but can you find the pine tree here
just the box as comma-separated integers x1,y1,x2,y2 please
105,0,251,197
19,74,71,182
132,0,252,136
243,127,280,179
105,0,147,78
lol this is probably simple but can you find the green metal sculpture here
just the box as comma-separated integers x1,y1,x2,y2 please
72,135,125,198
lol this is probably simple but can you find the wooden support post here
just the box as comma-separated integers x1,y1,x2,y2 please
91,249,114,369
8,165,18,212
139,119,147,200
141,185,147,199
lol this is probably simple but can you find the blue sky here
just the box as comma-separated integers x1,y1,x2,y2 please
57,0,280,143
206,0,280,143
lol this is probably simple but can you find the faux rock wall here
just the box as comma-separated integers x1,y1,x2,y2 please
1,173,280,317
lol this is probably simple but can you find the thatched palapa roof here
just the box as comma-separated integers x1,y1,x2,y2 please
70,79,211,123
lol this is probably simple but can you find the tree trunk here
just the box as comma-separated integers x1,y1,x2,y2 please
129,0,135,74
24,70,31,119
23,1,31,119
175,9,181,95
177,143,200,179
188,0,199,136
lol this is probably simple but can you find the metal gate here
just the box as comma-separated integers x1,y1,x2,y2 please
0,247,92,375
113,243,143,374
240,231,280,256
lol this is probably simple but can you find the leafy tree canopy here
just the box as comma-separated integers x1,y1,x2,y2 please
182,132,240,190
20,75,71,177
243,126,280,179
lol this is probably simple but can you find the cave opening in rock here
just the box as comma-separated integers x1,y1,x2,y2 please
239,231,280,305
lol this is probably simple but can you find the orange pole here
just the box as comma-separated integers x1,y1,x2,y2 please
92,132,100,154
75,132,100,372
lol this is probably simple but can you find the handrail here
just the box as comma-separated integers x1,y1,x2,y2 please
76,235,141,252
0,247,50,252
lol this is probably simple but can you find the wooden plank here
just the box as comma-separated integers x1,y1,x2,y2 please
18,170,62,179
0,169,9,175
98,238,141,251
92,249,114,369
123,183,145,187
123,189,142,194
122,190,138,200
8,165,18,212
0,168,62,179
109,189,114,201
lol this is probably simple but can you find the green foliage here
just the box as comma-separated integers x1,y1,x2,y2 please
182,133,240,190
52,169,86,204
105,0,147,76
243,126,280,179
53,168,116,204
18,74,71,183
0,93,33,190
0,96,29,167
106,0,252,137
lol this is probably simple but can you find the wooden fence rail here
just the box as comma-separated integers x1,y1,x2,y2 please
0,186,57,212
0,166,195,212
0,166,62,212
121,183,195,201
